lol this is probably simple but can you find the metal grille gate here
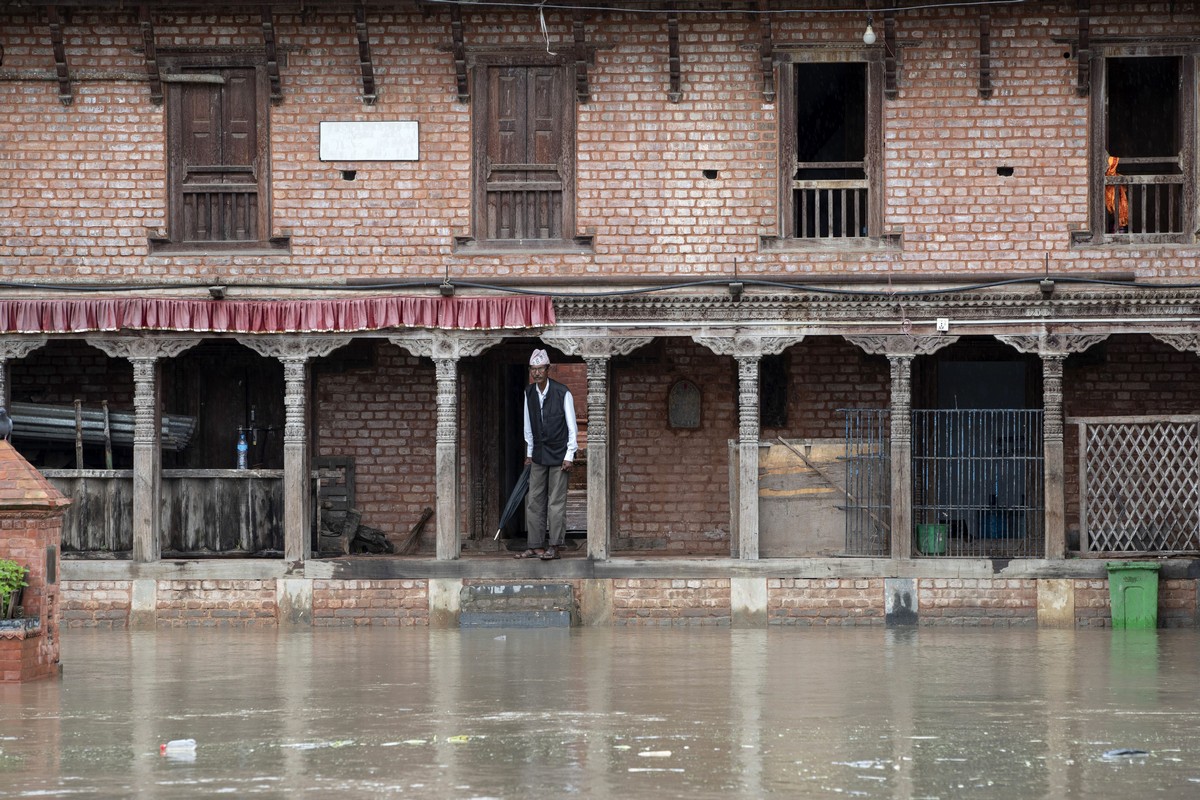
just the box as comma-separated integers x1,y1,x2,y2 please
911,409,1044,558
842,409,891,556
1076,416,1200,554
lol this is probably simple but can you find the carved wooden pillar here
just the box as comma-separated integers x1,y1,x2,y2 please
433,356,460,560
584,355,610,560
90,336,201,563
390,333,497,560
1042,353,1067,558
130,357,162,562
281,356,310,562
888,354,914,560
240,336,347,563
735,355,761,560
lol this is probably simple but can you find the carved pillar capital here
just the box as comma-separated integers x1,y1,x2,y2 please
736,355,760,444
996,332,1109,357
0,335,48,361
389,331,498,361
1151,333,1200,356
1042,353,1066,443
846,334,958,357
542,331,654,358
88,335,203,361
584,356,609,445
236,334,349,361
693,330,804,358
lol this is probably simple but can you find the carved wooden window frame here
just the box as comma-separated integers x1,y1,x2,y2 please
155,49,282,254
770,47,887,251
1083,44,1198,247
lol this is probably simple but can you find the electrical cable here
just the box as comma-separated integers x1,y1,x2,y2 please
421,0,1028,15
2,274,1196,300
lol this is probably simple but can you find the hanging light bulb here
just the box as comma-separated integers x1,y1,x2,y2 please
863,14,877,45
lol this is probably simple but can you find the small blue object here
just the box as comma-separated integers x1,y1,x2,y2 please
236,430,249,469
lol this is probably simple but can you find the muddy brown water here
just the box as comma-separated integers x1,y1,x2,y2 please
2,627,1199,798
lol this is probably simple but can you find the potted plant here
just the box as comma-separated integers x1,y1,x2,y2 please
0,558,28,620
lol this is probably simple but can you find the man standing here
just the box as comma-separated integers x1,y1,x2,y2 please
515,349,578,560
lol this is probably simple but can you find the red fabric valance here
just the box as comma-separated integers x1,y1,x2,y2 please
0,296,555,334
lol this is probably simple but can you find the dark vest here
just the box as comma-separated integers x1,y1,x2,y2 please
527,379,570,465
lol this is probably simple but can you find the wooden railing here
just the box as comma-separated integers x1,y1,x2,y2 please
792,160,869,239
181,184,260,242
1104,155,1185,238
485,162,563,240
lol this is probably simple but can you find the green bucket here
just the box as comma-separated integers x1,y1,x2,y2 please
916,523,948,555
1106,562,1160,630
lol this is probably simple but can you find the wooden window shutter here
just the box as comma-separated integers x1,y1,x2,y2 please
483,65,567,241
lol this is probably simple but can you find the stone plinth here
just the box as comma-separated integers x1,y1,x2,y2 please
0,440,71,682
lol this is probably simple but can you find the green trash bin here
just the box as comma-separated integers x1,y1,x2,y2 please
916,523,948,555
1106,562,1160,630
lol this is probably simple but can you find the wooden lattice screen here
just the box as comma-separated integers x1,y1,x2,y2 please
1075,416,1200,554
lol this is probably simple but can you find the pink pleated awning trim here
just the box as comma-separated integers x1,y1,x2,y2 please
0,296,555,334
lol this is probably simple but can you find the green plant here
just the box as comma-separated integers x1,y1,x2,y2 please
0,559,28,619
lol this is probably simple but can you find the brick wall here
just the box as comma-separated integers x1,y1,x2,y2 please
769,338,891,440
615,338,735,553
4,6,1200,282
156,580,277,627
768,578,886,625
312,579,429,626
918,578,1038,626
612,578,731,625
60,580,132,628
315,343,438,549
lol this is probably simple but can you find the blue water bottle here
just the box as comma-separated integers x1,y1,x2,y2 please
236,429,249,469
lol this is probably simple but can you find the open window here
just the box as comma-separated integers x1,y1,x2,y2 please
772,50,885,248
158,52,280,252
1089,48,1196,244
461,53,588,253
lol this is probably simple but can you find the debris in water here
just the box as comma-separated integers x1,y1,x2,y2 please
1102,748,1149,759
160,739,196,756
638,750,672,758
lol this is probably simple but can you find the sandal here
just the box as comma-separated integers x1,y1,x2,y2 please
513,549,543,559
539,546,560,560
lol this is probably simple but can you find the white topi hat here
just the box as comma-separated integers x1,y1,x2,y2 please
529,349,550,367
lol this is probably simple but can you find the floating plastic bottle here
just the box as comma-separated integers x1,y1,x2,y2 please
236,429,249,469
160,739,196,755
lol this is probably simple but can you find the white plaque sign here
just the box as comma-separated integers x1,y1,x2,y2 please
319,121,419,161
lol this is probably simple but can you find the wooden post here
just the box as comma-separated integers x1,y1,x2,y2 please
131,358,161,563
1042,354,1067,558
736,354,761,560
889,355,914,560
584,355,610,560
434,356,460,560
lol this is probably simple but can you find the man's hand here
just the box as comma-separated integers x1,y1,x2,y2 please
524,457,532,466
561,460,573,472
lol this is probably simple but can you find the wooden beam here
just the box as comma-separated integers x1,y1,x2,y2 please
451,5,468,103
574,13,589,103
979,12,992,99
884,11,897,100
261,6,283,105
47,5,72,105
139,5,163,105
759,0,774,103
667,12,681,103
1076,0,1090,97
355,3,377,105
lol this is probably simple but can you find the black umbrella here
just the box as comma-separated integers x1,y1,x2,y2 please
494,464,531,540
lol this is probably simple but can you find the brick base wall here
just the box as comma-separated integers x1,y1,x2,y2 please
612,578,732,625
61,581,133,628
157,580,277,627
919,579,1038,627
312,580,429,626
768,578,886,625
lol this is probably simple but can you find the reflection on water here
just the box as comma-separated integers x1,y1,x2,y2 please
3,627,1200,798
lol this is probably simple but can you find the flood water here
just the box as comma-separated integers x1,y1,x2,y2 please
3,627,1200,798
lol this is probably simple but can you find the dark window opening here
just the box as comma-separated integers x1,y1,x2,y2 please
792,62,870,239
1104,56,1185,236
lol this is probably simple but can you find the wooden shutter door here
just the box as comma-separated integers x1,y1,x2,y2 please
485,65,564,240
176,67,259,242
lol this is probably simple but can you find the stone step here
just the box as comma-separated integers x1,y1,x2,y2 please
459,583,577,628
